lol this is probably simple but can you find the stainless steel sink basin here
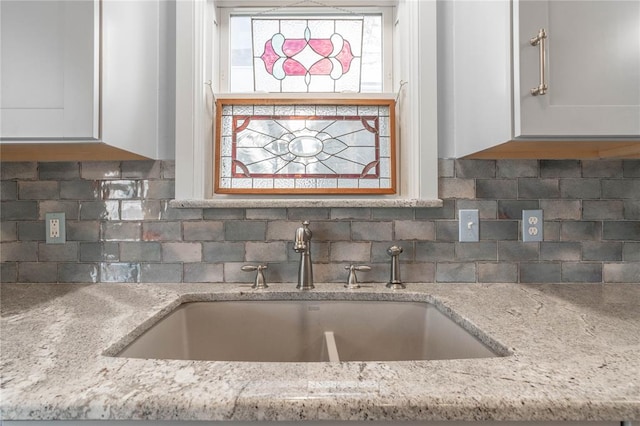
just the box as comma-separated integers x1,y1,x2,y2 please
116,300,504,362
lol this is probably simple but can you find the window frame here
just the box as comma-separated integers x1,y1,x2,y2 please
173,0,440,208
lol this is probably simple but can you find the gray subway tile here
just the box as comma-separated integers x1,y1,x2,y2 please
540,200,581,220
435,221,458,242
479,220,518,241
80,242,119,262
601,179,640,199
0,242,38,261
143,222,182,241
438,159,455,178
1,201,39,220
540,160,581,177
497,200,539,220
498,241,539,261
478,262,518,283
603,221,640,241
80,161,121,180
623,160,640,177
203,208,245,220
476,179,517,199
583,200,624,220
18,262,58,283
306,221,350,242
623,243,640,261
161,161,175,179
60,180,100,200
162,242,202,262
415,242,456,262
371,208,415,220
183,263,224,282
287,208,330,221
143,180,175,200
18,181,58,200
436,263,476,283
161,203,202,220
1,181,17,200
1,221,17,242
39,162,80,180
582,160,623,178
100,262,140,283
39,243,78,261
439,178,475,199
559,178,601,199
603,262,640,283
352,221,392,241
17,221,45,241
140,263,182,283
561,221,601,241
519,263,561,283
39,200,79,220
1,262,17,283
329,242,371,262
101,180,141,199
624,201,640,220
402,262,436,283
583,242,622,261
79,201,119,220
562,263,602,283
543,221,561,241
122,160,161,179
246,241,288,262
455,242,497,261
121,200,162,221
120,242,162,262
59,263,99,283
266,221,299,241
518,178,560,199
224,221,266,241
456,200,497,219
540,242,581,261
102,222,142,241
183,221,224,241
394,220,435,240
455,159,496,178
2,162,37,180
202,242,245,262
496,160,539,178
67,221,100,242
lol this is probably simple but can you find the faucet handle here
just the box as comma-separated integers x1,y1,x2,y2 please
241,264,268,289
344,264,371,289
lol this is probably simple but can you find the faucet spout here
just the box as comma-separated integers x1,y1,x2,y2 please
294,221,314,290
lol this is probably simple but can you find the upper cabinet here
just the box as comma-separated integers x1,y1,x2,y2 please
514,0,640,137
0,0,98,139
439,0,640,159
0,0,175,161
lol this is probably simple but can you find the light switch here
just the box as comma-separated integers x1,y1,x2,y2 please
459,209,479,242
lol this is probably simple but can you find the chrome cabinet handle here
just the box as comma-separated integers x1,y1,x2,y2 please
530,28,548,96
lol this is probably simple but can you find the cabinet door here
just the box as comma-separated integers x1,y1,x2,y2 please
515,0,640,137
0,0,99,139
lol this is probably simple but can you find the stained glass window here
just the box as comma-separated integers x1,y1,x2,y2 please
229,14,383,93
215,99,396,194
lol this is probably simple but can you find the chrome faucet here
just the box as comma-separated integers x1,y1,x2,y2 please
386,245,405,289
294,220,314,290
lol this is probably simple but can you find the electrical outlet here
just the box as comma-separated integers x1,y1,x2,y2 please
46,212,66,244
522,209,543,242
459,209,479,242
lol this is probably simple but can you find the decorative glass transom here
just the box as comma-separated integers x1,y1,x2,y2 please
252,18,363,92
215,99,396,194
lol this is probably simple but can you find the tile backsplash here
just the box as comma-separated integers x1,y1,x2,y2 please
1,159,639,284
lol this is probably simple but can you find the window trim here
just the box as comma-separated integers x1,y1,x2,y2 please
174,0,440,208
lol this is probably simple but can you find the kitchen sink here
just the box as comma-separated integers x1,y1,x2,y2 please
116,300,503,362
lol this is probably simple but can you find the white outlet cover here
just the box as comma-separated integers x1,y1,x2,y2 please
522,209,543,242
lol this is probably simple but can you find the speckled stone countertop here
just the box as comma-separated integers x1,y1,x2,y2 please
1,282,639,422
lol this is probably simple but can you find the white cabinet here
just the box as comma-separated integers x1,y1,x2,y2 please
438,0,640,159
0,0,99,139
0,0,175,161
514,0,640,137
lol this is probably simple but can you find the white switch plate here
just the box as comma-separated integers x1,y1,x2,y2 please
46,212,66,244
522,209,543,242
459,209,479,242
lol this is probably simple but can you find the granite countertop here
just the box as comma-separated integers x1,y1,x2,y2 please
1,282,639,422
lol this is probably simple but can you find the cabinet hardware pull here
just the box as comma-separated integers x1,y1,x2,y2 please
530,28,548,96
